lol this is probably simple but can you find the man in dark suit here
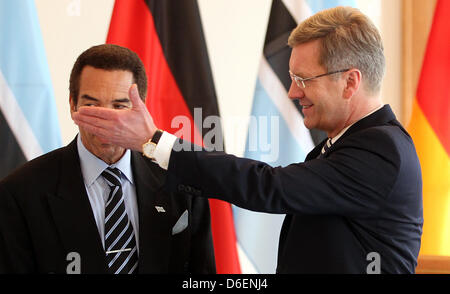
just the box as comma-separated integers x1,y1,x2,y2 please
72,7,423,273
0,44,215,274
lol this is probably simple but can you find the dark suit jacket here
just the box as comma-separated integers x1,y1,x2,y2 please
0,138,215,274
165,105,423,273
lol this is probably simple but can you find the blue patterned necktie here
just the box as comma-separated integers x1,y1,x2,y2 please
102,167,138,274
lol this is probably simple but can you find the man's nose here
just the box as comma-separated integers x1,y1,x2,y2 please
287,81,305,100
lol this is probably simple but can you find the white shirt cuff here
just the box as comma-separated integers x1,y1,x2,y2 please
153,131,177,170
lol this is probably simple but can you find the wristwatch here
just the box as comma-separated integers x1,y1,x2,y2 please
142,129,163,159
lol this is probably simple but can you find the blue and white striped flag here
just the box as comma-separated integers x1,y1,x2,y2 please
0,0,62,179
234,0,357,274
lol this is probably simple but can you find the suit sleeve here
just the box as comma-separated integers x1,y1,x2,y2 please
166,129,401,218
188,195,216,273
0,183,36,273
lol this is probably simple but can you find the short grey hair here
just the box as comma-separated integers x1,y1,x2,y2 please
288,6,385,94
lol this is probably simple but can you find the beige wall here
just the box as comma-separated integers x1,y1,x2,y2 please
35,0,115,145
380,0,402,121
402,0,437,126
35,0,402,154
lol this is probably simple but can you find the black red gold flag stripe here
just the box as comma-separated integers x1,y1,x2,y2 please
106,0,240,273
408,0,450,256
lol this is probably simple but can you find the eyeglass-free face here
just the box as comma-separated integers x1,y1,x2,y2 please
289,69,350,88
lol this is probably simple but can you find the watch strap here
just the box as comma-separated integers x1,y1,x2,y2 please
151,129,163,144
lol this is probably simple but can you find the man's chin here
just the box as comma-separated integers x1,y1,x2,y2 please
96,145,119,156
100,143,113,148
98,145,122,156
303,119,314,130
95,149,125,164
91,133,112,145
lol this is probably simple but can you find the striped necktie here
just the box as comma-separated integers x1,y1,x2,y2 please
102,167,138,274
318,138,332,158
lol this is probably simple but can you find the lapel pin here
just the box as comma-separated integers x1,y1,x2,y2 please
155,206,166,213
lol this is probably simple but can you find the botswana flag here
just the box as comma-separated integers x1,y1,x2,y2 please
235,0,356,273
106,0,240,273
0,0,62,180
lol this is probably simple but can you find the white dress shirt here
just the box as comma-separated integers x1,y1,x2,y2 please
77,135,139,251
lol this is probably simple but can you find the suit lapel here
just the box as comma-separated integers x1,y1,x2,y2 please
339,104,397,141
131,152,171,273
305,138,327,161
46,139,107,273
305,105,398,161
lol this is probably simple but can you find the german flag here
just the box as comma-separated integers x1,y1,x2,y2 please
408,0,450,256
106,0,240,273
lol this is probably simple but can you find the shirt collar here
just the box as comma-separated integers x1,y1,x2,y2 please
77,135,133,187
330,104,384,145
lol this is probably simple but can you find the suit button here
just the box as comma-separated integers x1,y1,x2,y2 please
178,184,185,192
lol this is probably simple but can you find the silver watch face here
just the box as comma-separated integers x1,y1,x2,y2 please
143,142,156,158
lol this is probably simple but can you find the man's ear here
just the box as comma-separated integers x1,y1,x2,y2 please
69,96,77,113
343,69,361,99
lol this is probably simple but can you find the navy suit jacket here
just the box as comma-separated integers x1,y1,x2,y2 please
0,138,215,274
165,105,423,273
